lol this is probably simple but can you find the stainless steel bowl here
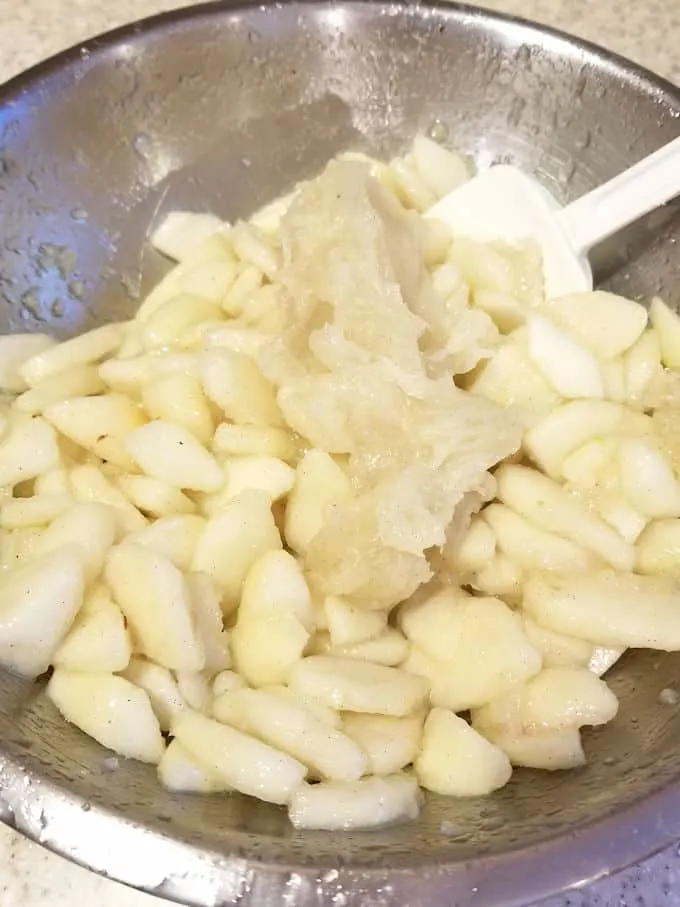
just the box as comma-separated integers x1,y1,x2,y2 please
1,3,680,905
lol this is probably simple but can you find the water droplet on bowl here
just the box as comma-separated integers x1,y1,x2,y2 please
574,129,592,151
515,44,531,65
67,280,84,301
20,289,41,319
507,96,526,128
70,206,88,222
658,687,678,705
133,133,153,158
562,160,577,185
574,70,588,100
427,119,449,144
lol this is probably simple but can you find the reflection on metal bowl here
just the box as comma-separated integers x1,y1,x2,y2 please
0,2,679,905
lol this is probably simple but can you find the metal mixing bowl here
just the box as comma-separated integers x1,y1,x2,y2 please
1,2,680,905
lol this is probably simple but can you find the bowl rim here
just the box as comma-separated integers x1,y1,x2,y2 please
2,0,680,101
1,2,680,906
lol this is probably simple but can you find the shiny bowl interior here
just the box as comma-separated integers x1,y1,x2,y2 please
1,2,680,905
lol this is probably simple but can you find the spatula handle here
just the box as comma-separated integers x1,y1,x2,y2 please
556,135,680,255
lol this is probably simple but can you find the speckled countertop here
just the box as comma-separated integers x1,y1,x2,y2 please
1,0,680,905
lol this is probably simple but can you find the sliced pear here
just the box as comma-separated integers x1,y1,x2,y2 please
415,708,511,796
527,314,603,399
0,544,85,676
48,669,164,763
105,544,205,671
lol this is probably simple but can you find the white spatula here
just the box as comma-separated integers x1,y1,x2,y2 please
427,136,680,299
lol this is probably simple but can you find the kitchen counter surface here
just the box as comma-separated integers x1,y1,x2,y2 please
1,0,680,905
